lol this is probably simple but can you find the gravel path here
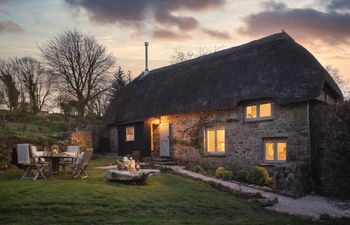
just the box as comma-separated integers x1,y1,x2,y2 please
169,166,350,219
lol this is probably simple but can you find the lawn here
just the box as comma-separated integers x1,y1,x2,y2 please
0,115,65,142
0,156,337,225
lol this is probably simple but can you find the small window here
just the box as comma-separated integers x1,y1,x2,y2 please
126,126,135,141
205,126,225,155
245,102,272,121
263,139,287,163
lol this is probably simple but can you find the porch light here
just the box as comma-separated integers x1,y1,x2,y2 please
153,119,160,124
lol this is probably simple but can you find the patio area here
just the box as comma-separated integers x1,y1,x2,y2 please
0,156,343,225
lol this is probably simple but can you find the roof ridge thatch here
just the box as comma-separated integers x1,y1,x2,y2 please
134,31,294,81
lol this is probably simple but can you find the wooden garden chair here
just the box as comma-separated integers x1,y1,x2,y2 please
17,144,47,180
60,145,80,170
71,148,93,179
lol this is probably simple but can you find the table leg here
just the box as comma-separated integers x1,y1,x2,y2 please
49,158,53,178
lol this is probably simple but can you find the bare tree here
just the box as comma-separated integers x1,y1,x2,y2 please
41,30,116,116
170,48,194,64
14,57,56,113
0,59,20,111
326,65,350,99
87,89,110,117
170,46,224,64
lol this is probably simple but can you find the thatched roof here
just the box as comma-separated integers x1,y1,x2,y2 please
105,32,343,125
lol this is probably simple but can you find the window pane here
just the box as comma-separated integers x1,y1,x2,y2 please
207,130,215,152
216,129,225,152
277,142,287,161
246,105,257,119
265,142,274,161
126,127,135,141
260,103,271,117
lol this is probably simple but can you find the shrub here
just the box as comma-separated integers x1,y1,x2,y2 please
238,168,250,182
193,164,204,173
250,166,270,185
313,101,350,199
215,167,225,178
222,170,234,181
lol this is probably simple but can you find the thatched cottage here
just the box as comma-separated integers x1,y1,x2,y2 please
104,32,343,196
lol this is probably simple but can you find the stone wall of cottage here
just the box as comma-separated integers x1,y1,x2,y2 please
160,101,311,170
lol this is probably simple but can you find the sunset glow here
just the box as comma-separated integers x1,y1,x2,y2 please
0,0,349,82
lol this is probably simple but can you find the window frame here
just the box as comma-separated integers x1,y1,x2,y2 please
205,125,225,156
263,138,287,164
244,102,273,122
125,126,135,142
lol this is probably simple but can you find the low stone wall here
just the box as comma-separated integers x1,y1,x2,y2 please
273,162,310,198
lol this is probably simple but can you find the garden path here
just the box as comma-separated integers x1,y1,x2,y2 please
169,166,350,219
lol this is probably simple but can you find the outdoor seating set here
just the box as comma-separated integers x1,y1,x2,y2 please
16,144,93,180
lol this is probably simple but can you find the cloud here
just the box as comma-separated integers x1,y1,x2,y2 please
153,29,191,40
64,0,227,40
201,28,230,40
238,1,350,45
0,20,24,33
327,0,350,10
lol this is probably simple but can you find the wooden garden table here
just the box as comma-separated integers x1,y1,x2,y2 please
40,154,77,178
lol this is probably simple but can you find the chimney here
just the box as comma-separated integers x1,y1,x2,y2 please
144,42,149,72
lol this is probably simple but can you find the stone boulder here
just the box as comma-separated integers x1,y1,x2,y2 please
256,197,278,207
106,169,160,183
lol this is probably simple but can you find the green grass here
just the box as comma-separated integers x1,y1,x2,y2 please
0,115,65,142
0,156,336,225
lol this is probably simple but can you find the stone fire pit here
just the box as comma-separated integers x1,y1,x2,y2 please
106,169,160,183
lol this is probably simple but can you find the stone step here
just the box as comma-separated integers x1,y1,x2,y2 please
152,157,174,162
153,161,177,166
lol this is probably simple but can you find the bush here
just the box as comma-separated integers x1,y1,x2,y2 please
238,168,250,182
316,101,350,199
250,166,270,185
193,164,205,173
222,170,234,181
215,167,225,178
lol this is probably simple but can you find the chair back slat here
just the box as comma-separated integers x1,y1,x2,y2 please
17,144,31,165
67,146,80,155
82,149,93,166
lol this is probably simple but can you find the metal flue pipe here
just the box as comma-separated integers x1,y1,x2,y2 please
145,42,149,71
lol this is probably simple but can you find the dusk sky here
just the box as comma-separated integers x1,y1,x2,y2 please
0,0,350,81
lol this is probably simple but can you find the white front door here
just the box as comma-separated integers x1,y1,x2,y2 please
159,124,170,157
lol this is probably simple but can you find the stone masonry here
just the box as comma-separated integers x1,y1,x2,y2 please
158,101,311,196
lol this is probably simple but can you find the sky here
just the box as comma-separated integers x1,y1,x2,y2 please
0,0,349,82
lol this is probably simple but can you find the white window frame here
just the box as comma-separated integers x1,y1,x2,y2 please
263,138,287,163
244,102,272,122
205,125,225,155
125,126,135,142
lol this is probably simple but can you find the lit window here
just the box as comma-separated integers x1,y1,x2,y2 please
245,102,272,121
246,105,257,119
206,126,225,154
126,126,135,141
263,139,287,163
260,103,271,118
